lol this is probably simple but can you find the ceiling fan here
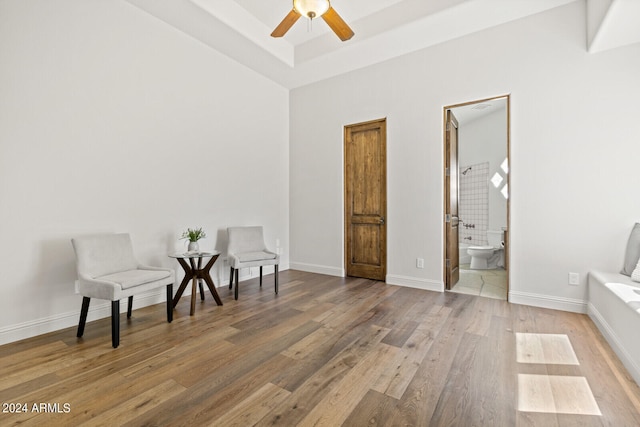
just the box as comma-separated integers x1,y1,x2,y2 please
271,0,354,41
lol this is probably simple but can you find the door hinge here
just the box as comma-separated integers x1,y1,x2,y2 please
445,167,450,177
446,259,451,268
446,122,451,131
445,214,451,223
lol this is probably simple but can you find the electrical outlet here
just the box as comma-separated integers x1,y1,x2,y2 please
568,272,579,286
416,258,424,269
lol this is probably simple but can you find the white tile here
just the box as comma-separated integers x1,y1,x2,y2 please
516,333,579,365
518,374,601,415
480,284,507,300
451,285,480,296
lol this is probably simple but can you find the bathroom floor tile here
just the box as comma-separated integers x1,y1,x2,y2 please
480,284,507,299
458,273,483,289
482,269,501,276
516,333,579,365
450,267,507,300
483,274,507,289
451,284,481,296
517,374,601,415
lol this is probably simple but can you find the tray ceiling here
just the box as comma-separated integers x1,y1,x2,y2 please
125,0,639,88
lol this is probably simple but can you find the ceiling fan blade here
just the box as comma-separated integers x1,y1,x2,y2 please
271,9,301,38
322,7,354,41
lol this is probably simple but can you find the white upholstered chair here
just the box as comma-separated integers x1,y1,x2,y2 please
227,226,279,300
71,233,174,348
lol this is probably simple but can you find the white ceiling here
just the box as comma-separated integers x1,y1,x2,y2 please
588,0,640,53
125,0,640,89
451,97,507,126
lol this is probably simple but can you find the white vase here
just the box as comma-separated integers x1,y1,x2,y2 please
187,241,199,252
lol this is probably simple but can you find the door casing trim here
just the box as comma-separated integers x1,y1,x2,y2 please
442,95,511,298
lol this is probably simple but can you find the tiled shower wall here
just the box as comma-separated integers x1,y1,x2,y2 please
459,162,489,245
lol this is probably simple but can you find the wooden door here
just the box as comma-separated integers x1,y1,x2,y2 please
445,110,460,289
345,119,387,281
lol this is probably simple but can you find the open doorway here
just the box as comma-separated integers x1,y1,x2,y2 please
444,95,510,300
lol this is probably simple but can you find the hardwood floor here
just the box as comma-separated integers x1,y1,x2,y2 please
1,270,639,426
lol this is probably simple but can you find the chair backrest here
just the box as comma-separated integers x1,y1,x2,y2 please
71,233,138,278
227,226,267,254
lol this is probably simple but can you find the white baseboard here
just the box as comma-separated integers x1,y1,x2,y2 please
288,265,444,292
386,274,444,292
1,268,592,346
0,288,167,346
509,290,587,313
588,302,640,386
0,264,291,346
288,263,446,296
289,262,344,277
207,259,289,287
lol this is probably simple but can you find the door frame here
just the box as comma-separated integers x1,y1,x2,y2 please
442,95,511,298
444,110,460,290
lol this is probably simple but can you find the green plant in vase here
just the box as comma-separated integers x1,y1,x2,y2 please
181,227,206,252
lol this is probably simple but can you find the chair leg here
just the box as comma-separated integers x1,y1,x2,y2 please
111,300,120,348
166,284,173,323
229,267,234,289
127,296,133,318
275,265,279,295
260,266,263,287
234,269,239,300
77,297,90,338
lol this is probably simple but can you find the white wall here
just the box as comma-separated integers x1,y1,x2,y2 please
0,0,289,344
289,1,640,311
458,107,508,232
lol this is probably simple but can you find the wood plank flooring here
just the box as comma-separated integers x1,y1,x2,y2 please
1,270,639,426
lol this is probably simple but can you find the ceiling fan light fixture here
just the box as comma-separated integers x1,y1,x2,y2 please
272,0,353,41
293,0,330,20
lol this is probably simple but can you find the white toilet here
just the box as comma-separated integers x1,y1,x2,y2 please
467,230,504,270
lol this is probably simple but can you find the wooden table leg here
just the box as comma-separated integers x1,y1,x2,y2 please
190,276,197,315
189,258,198,316
201,254,223,306
171,254,222,315
197,257,205,301
203,275,223,306
173,258,193,308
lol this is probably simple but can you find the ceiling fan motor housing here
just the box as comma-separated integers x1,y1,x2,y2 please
293,0,330,19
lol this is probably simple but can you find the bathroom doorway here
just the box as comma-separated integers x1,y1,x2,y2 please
443,95,510,300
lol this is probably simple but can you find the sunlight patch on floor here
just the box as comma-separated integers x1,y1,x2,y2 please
518,374,601,415
516,333,579,365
